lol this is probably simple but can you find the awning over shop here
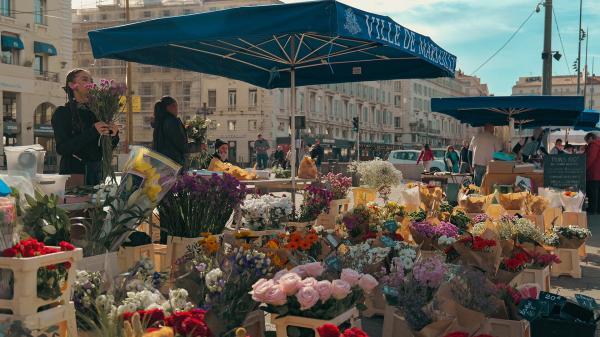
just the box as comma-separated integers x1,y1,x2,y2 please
34,41,57,56
3,121,20,136
1,35,24,51
34,124,54,137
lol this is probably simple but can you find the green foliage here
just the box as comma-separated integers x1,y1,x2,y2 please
23,190,70,246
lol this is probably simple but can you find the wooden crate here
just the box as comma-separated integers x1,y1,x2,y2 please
363,286,386,318
271,307,360,337
487,318,531,337
0,248,82,316
317,198,350,230
510,266,550,292
352,187,377,207
117,243,168,273
560,212,588,257
382,305,414,337
550,248,581,278
542,207,562,231
0,302,77,337
242,310,265,337
165,236,201,271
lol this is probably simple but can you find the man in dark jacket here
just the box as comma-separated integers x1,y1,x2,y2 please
310,139,325,169
152,96,187,166
459,140,470,173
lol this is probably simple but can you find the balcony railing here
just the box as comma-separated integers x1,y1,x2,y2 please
34,70,60,82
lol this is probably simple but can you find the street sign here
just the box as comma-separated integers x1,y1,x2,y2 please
119,95,142,113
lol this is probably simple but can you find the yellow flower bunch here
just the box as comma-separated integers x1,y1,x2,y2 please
130,151,162,203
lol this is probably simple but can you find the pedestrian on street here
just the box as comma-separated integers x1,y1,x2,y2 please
585,132,600,214
152,96,187,167
273,145,286,168
416,144,434,172
310,139,325,170
52,68,120,186
445,145,460,173
469,123,503,186
459,140,471,173
254,134,270,170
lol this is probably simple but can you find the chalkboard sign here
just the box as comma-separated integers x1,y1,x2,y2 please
575,294,599,310
543,154,586,191
519,299,542,321
539,291,567,306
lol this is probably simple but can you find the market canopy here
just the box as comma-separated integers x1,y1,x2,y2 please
430,96,585,127
573,109,600,130
88,0,457,89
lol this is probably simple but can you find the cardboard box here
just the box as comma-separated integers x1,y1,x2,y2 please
513,163,535,173
487,161,515,174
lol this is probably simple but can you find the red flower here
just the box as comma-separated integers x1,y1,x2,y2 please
442,333,469,337
2,247,17,257
165,309,210,337
123,309,165,327
64,262,72,269
47,264,57,270
317,324,340,337
342,327,369,337
59,241,75,251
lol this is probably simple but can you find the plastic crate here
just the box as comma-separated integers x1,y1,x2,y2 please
487,318,531,337
0,248,82,316
0,302,77,337
117,244,167,273
510,266,550,292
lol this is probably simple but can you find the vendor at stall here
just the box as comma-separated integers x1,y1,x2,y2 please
52,68,119,186
469,123,502,186
212,139,229,163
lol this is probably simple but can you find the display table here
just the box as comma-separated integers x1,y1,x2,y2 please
480,171,544,194
420,173,472,187
240,178,314,193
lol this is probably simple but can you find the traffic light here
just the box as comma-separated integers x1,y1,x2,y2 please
352,117,359,132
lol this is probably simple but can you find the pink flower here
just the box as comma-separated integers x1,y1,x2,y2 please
290,265,308,278
295,286,320,310
302,262,324,277
358,274,379,294
251,279,274,302
315,280,333,302
331,279,352,300
273,269,288,282
300,277,318,289
341,268,361,287
517,283,540,300
264,284,287,306
279,272,302,295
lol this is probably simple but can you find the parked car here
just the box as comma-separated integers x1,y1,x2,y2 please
387,149,446,173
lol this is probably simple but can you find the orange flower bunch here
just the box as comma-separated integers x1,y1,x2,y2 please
563,191,577,197
285,231,320,251
264,239,288,268
198,233,219,253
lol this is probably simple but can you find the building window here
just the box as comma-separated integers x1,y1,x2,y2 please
394,95,402,107
394,117,401,129
3,92,17,121
140,82,153,96
82,15,90,22
1,33,20,65
100,13,108,21
142,11,151,18
162,10,171,17
119,12,126,19
183,9,192,14
34,54,45,75
309,92,316,112
208,90,217,112
248,89,257,109
227,120,236,131
228,89,236,110
1,0,13,17
161,83,171,96
182,82,191,103
34,0,47,25
248,120,257,131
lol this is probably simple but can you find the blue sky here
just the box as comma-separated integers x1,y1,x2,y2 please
74,0,600,96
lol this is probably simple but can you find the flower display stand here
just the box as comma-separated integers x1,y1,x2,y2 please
0,248,82,316
550,248,581,278
242,310,265,337
317,198,350,230
271,307,360,337
509,266,550,292
0,302,78,337
363,286,386,317
382,305,414,337
560,211,588,257
165,236,201,271
352,187,377,207
487,318,531,337
117,243,168,273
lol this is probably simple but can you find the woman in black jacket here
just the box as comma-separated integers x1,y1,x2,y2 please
152,96,187,166
51,68,119,186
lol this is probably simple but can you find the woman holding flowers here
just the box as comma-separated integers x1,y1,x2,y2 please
52,69,119,186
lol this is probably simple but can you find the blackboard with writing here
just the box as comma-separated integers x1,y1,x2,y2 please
543,154,586,191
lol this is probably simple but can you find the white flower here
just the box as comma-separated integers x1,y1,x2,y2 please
349,159,402,189
437,235,457,246
205,268,224,292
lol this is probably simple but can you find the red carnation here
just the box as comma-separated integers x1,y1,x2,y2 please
59,241,75,251
342,327,369,337
317,324,340,337
2,247,17,257
63,262,72,269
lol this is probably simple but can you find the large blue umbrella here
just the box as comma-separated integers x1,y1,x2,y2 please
573,109,600,130
88,0,456,190
430,96,585,127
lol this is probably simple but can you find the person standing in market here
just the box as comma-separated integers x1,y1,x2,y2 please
585,132,600,214
212,139,230,163
459,140,471,173
416,144,434,172
549,139,565,154
469,123,503,186
152,96,187,167
52,69,119,186
273,145,286,168
254,134,270,169
445,145,460,173
310,139,325,170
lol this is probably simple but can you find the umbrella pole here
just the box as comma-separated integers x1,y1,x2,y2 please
509,118,515,151
290,36,297,212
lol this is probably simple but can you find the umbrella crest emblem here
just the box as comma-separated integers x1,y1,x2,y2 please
343,8,361,35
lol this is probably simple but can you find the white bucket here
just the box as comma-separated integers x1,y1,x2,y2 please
4,145,46,176
34,174,70,198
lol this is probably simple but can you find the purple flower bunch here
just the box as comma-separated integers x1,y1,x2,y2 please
158,173,248,237
472,213,490,224
296,184,333,221
410,221,459,239
323,172,352,200
412,256,446,288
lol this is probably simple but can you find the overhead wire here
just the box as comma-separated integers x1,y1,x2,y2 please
552,6,571,75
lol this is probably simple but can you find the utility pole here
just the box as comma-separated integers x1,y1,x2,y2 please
125,0,134,148
583,28,589,101
576,0,583,94
541,0,553,95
